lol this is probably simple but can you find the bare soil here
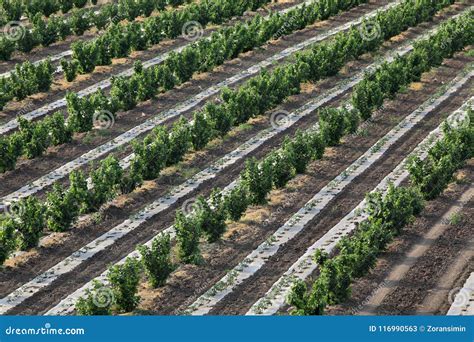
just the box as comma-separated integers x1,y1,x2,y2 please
1,4,471,316
326,161,473,315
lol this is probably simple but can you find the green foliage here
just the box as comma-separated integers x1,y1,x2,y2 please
319,107,361,146
288,279,328,316
68,170,89,213
138,234,173,288
352,11,472,120
72,40,99,73
319,107,346,146
282,131,312,174
268,151,295,189
13,197,46,250
367,184,424,234
0,36,15,61
191,111,212,151
0,134,22,173
288,182,426,315
1,0,22,20
408,117,474,200
110,76,138,111
206,102,234,137
132,126,168,180
61,59,79,82
45,112,73,146
223,185,249,221
0,59,53,109
307,131,326,161
20,118,49,159
1,0,467,267
66,92,94,133
286,103,474,316
195,190,227,243
17,29,40,53
175,210,201,265
241,157,273,205
107,257,142,313
167,117,190,166
46,184,79,232
120,155,144,194
0,215,17,264
88,156,124,212
76,280,113,316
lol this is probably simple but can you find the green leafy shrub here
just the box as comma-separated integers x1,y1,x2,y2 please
138,234,173,288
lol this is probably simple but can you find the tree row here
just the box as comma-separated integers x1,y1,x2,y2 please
287,106,474,315
1,0,95,24
0,0,188,61
0,0,462,266
71,10,474,314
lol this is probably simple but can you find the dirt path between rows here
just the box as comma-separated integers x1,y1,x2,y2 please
0,2,398,292
418,241,473,315
0,0,305,122
326,161,474,315
0,0,393,196
2,19,472,316
358,181,474,315
0,0,112,74
208,67,474,315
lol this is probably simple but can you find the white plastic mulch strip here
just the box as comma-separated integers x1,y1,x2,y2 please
0,0,315,81
4,3,459,211
0,68,350,315
447,273,474,316
247,98,474,315
183,74,474,315
0,0,365,136
0,20,463,315
46,69,473,317
0,50,70,79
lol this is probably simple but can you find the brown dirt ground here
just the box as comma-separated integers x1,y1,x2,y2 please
1,0,454,287
0,0,303,122
1,5,471,315
0,0,118,74
0,0,396,196
207,65,474,316
326,161,473,315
